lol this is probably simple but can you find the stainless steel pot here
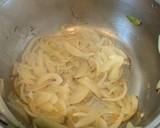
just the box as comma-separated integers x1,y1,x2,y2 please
0,0,160,127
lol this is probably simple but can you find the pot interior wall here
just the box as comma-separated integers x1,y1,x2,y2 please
0,0,160,127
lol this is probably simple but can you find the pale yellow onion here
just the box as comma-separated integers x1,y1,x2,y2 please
112,47,128,59
17,67,36,81
108,54,125,62
53,100,68,116
109,83,123,95
78,27,100,44
99,37,108,46
122,98,132,115
11,27,139,128
126,122,142,128
75,115,97,127
101,46,113,56
75,109,109,128
48,49,65,60
34,91,52,105
100,58,116,73
31,73,63,91
29,102,43,115
20,84,29,103
39,73,63,85
131,96,138,114
97,81,113,89
72,112,88,117
96,117,108,128
58,84,70,102
107,55,124,82
98,55,124,75
36,50,45,74
23,53,37,66
102,81,127,102
108,63,123,82
24,107,37,117
66,115,75,128
27,92,34,101
49,93,58,105
39,102,55,112
103,102,121,115
43,54,56,73
110,112,123,128
78,77,101,98
94,56,104,75
70,84,89,104
64,42,94,59
126,122,135,128
119,96,138,122
123,96,138,121
74,61,89,78
97,73,107,87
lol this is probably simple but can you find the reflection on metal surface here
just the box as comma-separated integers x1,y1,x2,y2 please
114,16,135,43
0,0,10,7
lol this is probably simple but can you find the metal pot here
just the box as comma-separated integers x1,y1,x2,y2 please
0,0,160,127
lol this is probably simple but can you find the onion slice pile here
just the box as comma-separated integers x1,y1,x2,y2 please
10,26,138,128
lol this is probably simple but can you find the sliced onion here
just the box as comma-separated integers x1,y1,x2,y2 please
126,122,141,128
34,91,53,105
70,84,89,104
12,27,139,128
40,102,55,112
73,112,88,117
75,115,97,127
30,73,63,91
74,61,89,78
64,43,93,59
97,73,107,87
96,117,108,128
108,64,122,82
34,116,68,128
102,81,127,102
130,96,138,116
58,85,70,102
49,93,58,105
108,55,124,82
109,112,123,128
78,77,101,98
